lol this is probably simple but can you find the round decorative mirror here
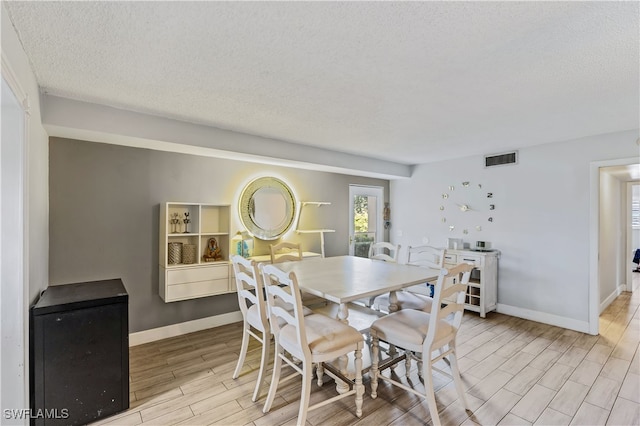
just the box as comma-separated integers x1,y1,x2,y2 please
239,177,296,240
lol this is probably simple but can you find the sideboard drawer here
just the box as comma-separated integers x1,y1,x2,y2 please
167,265,228,285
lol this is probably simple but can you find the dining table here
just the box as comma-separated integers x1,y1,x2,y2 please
274,255,440,322
273,255,441,393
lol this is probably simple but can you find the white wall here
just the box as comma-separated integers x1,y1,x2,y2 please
633,184,640,250
49,137,389,333
391,129,638,332
599,171,622,307
1,3,49,420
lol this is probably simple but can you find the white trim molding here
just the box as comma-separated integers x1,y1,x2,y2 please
129,311,243,346
600,285,626,313
497,304,591,335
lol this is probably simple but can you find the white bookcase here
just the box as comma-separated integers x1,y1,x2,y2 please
159,202,233,302
443,249,499,318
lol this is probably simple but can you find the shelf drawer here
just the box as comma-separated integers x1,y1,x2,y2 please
457,254,482,267
167,265,228,284
167,278,229,300
443,254,457,265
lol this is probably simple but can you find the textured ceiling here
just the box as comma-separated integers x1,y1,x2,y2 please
4,1,639,165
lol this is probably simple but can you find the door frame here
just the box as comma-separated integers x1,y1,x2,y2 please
1,53,30,416
348,185,384,256
589,156,639,335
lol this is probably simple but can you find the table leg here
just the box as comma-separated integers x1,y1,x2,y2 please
388,290,399,313
338,302,349,324
335,354,351,394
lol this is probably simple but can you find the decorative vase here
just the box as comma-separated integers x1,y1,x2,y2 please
168,242,183,264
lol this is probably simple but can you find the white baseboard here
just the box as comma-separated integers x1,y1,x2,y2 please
497,304,591,334
600,285,625,313
129,311,243,346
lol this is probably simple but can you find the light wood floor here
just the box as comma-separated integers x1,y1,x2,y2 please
94,289,639,426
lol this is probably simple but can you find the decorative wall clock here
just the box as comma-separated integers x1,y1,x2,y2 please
439,181,495,233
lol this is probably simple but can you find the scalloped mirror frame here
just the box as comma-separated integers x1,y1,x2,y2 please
238,177,296,240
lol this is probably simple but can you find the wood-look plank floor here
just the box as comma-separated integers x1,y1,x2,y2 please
93,287,639,426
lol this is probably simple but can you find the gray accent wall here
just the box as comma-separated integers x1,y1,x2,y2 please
49,137,389,332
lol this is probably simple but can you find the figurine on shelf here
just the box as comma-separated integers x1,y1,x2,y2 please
183,212,190,233
203,237,223,262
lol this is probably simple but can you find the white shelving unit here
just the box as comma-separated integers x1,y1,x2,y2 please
159,202,233,302
443,248,499,318
295,201,335,257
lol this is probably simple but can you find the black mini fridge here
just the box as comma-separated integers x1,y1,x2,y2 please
29,279,129,426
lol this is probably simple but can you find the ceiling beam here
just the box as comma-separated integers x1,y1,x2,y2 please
42,95,411,180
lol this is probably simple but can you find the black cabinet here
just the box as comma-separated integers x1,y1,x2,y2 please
30,279,129,426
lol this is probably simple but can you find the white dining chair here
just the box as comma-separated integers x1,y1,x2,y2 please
368,241,400,262
269,241,303,264
372,245,445,313
271,241,328,308
260,263,365,426
230,255,271,402
231,255,313,402
369,262,475,426
356,242,401,308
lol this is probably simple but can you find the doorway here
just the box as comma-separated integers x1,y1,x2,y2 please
348,185,383,257
590,158,640,335
629,183,639,291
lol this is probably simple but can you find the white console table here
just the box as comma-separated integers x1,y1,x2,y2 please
443,249,499,318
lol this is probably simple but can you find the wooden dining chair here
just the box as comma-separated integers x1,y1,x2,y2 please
231,255,313,402
356,242,401,308
369,263,475,426
260,263,365,425
269,241,303,264
230,255,271,402
271,241,327,307
368,241,400,262
373,245,445,313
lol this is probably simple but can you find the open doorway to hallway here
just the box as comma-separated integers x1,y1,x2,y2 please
597,163,640,324
631,183,639,292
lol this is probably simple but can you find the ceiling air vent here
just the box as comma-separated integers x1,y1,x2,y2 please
485,151,518,168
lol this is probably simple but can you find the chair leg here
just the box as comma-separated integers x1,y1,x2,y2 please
263,344,283,414
297,361,313,426
423,362,441,426
354,347,363,417
449,342,470,411
252,330,270,402
405,351,412,377
370,335,379,399
233,322,251,379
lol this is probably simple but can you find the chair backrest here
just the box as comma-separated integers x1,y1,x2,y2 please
270,241,303,264
231,255,268,329
368,242,400,262
260,263,310,359
407,245,445,269
424,263,474,350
